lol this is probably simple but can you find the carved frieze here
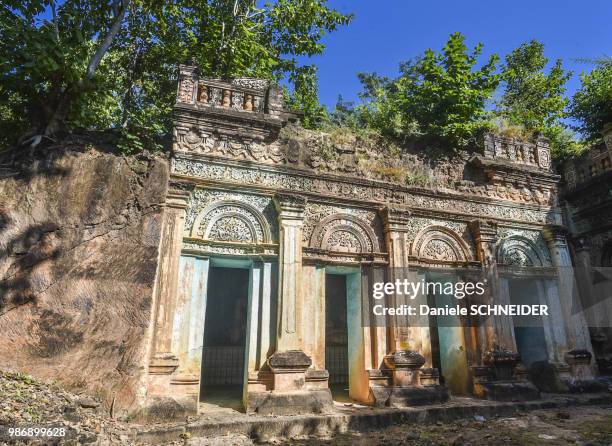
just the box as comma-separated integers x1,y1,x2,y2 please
172,156,562,226
303,204,382,252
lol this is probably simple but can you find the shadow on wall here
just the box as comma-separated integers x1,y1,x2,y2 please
0,215,62,316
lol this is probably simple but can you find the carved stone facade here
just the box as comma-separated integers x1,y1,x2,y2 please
562,124,612,374
142,66,603,418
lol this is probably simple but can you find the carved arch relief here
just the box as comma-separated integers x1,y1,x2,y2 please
191,200,272,244
310,213,380,254
497,236,547,267
412,226,471,262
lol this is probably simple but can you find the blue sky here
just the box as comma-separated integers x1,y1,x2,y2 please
312,0,612,109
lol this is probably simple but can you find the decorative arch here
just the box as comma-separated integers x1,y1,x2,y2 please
191,200,272,244
310,213,380,254
497,236,546,267
412,225,471,262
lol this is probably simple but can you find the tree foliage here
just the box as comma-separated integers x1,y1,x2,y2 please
497,40,571,132
354,33,500,148
570,57,612,142
0,0,352,151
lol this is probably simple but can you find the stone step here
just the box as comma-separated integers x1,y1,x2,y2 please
135,393,612,444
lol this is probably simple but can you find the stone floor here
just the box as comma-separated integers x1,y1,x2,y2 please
138,393,612,445
148,404,612,445
2,369,612,446
285,405,612,446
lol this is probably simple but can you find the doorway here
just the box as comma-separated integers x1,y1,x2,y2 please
427,273,469,395
200,266,249,410
509,279,548,367
325,274,349,401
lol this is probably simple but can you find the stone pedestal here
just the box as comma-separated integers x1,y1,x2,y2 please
563,349,607,392
246,351,332,415
373,350,448,407
477,346,540,401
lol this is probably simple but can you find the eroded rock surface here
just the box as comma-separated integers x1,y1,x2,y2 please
0,143,169,416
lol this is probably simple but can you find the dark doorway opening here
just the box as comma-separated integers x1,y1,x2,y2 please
509,279,548,368
427,291,444,386
325,274,349,401
200,266,249,410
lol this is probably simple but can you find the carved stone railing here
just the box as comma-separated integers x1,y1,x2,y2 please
176,64,283,117
562,124,612,190
482,133,552,171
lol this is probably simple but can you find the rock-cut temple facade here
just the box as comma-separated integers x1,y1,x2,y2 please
143,65,609,417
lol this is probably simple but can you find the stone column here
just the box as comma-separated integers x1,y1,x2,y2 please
148,181,193,378
377,207,447,407
274,193,307,352
545,226,596,379
146,181,194,415
469,220,517,351
381,207,412,354
468,220,538,400
247,193,332,415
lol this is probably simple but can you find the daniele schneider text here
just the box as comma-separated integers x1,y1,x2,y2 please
371,279,549,316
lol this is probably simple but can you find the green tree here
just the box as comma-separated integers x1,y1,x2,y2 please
498,40,571,133
570,57,612,142
1,0,131,147
0,0,351,151
356,33,500,148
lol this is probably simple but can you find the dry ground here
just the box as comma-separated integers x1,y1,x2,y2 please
2,370,612,446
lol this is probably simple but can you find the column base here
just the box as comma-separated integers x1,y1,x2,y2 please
143,371,200,421
563,350,607,393
370,384,449,407
248,350,334,415
246,389,333,415
368,367,449,407
481,381,541,402
472,365,540,401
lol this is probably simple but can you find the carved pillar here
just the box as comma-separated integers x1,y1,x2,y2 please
148,181,193,396
248,194,333,414
147,182,194,410
469,220,527,397
469,220,517,353
381,207,412,353
375,208,447,407
177,64,197,104
274,193,306,352
545,226,596,379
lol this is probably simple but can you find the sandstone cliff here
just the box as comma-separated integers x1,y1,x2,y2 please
0,141,168,417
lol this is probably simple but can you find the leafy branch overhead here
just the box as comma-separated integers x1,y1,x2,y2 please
0,0,352,151
1,3,609,160
351,33,501,148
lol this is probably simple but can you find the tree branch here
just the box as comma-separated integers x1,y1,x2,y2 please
86,0,130,80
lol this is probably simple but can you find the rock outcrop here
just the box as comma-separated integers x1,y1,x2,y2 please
0,142,169,417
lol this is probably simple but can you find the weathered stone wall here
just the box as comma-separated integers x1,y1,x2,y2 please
0,145,168,417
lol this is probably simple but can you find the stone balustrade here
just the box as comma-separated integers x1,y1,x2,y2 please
562,125,612,190
483,133,552,170
176,64,277,115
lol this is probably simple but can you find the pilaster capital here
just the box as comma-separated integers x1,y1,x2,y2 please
274,193,307,221
381,206,411,232
543,225,569,246
166,180,195,210
468,219,498,244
